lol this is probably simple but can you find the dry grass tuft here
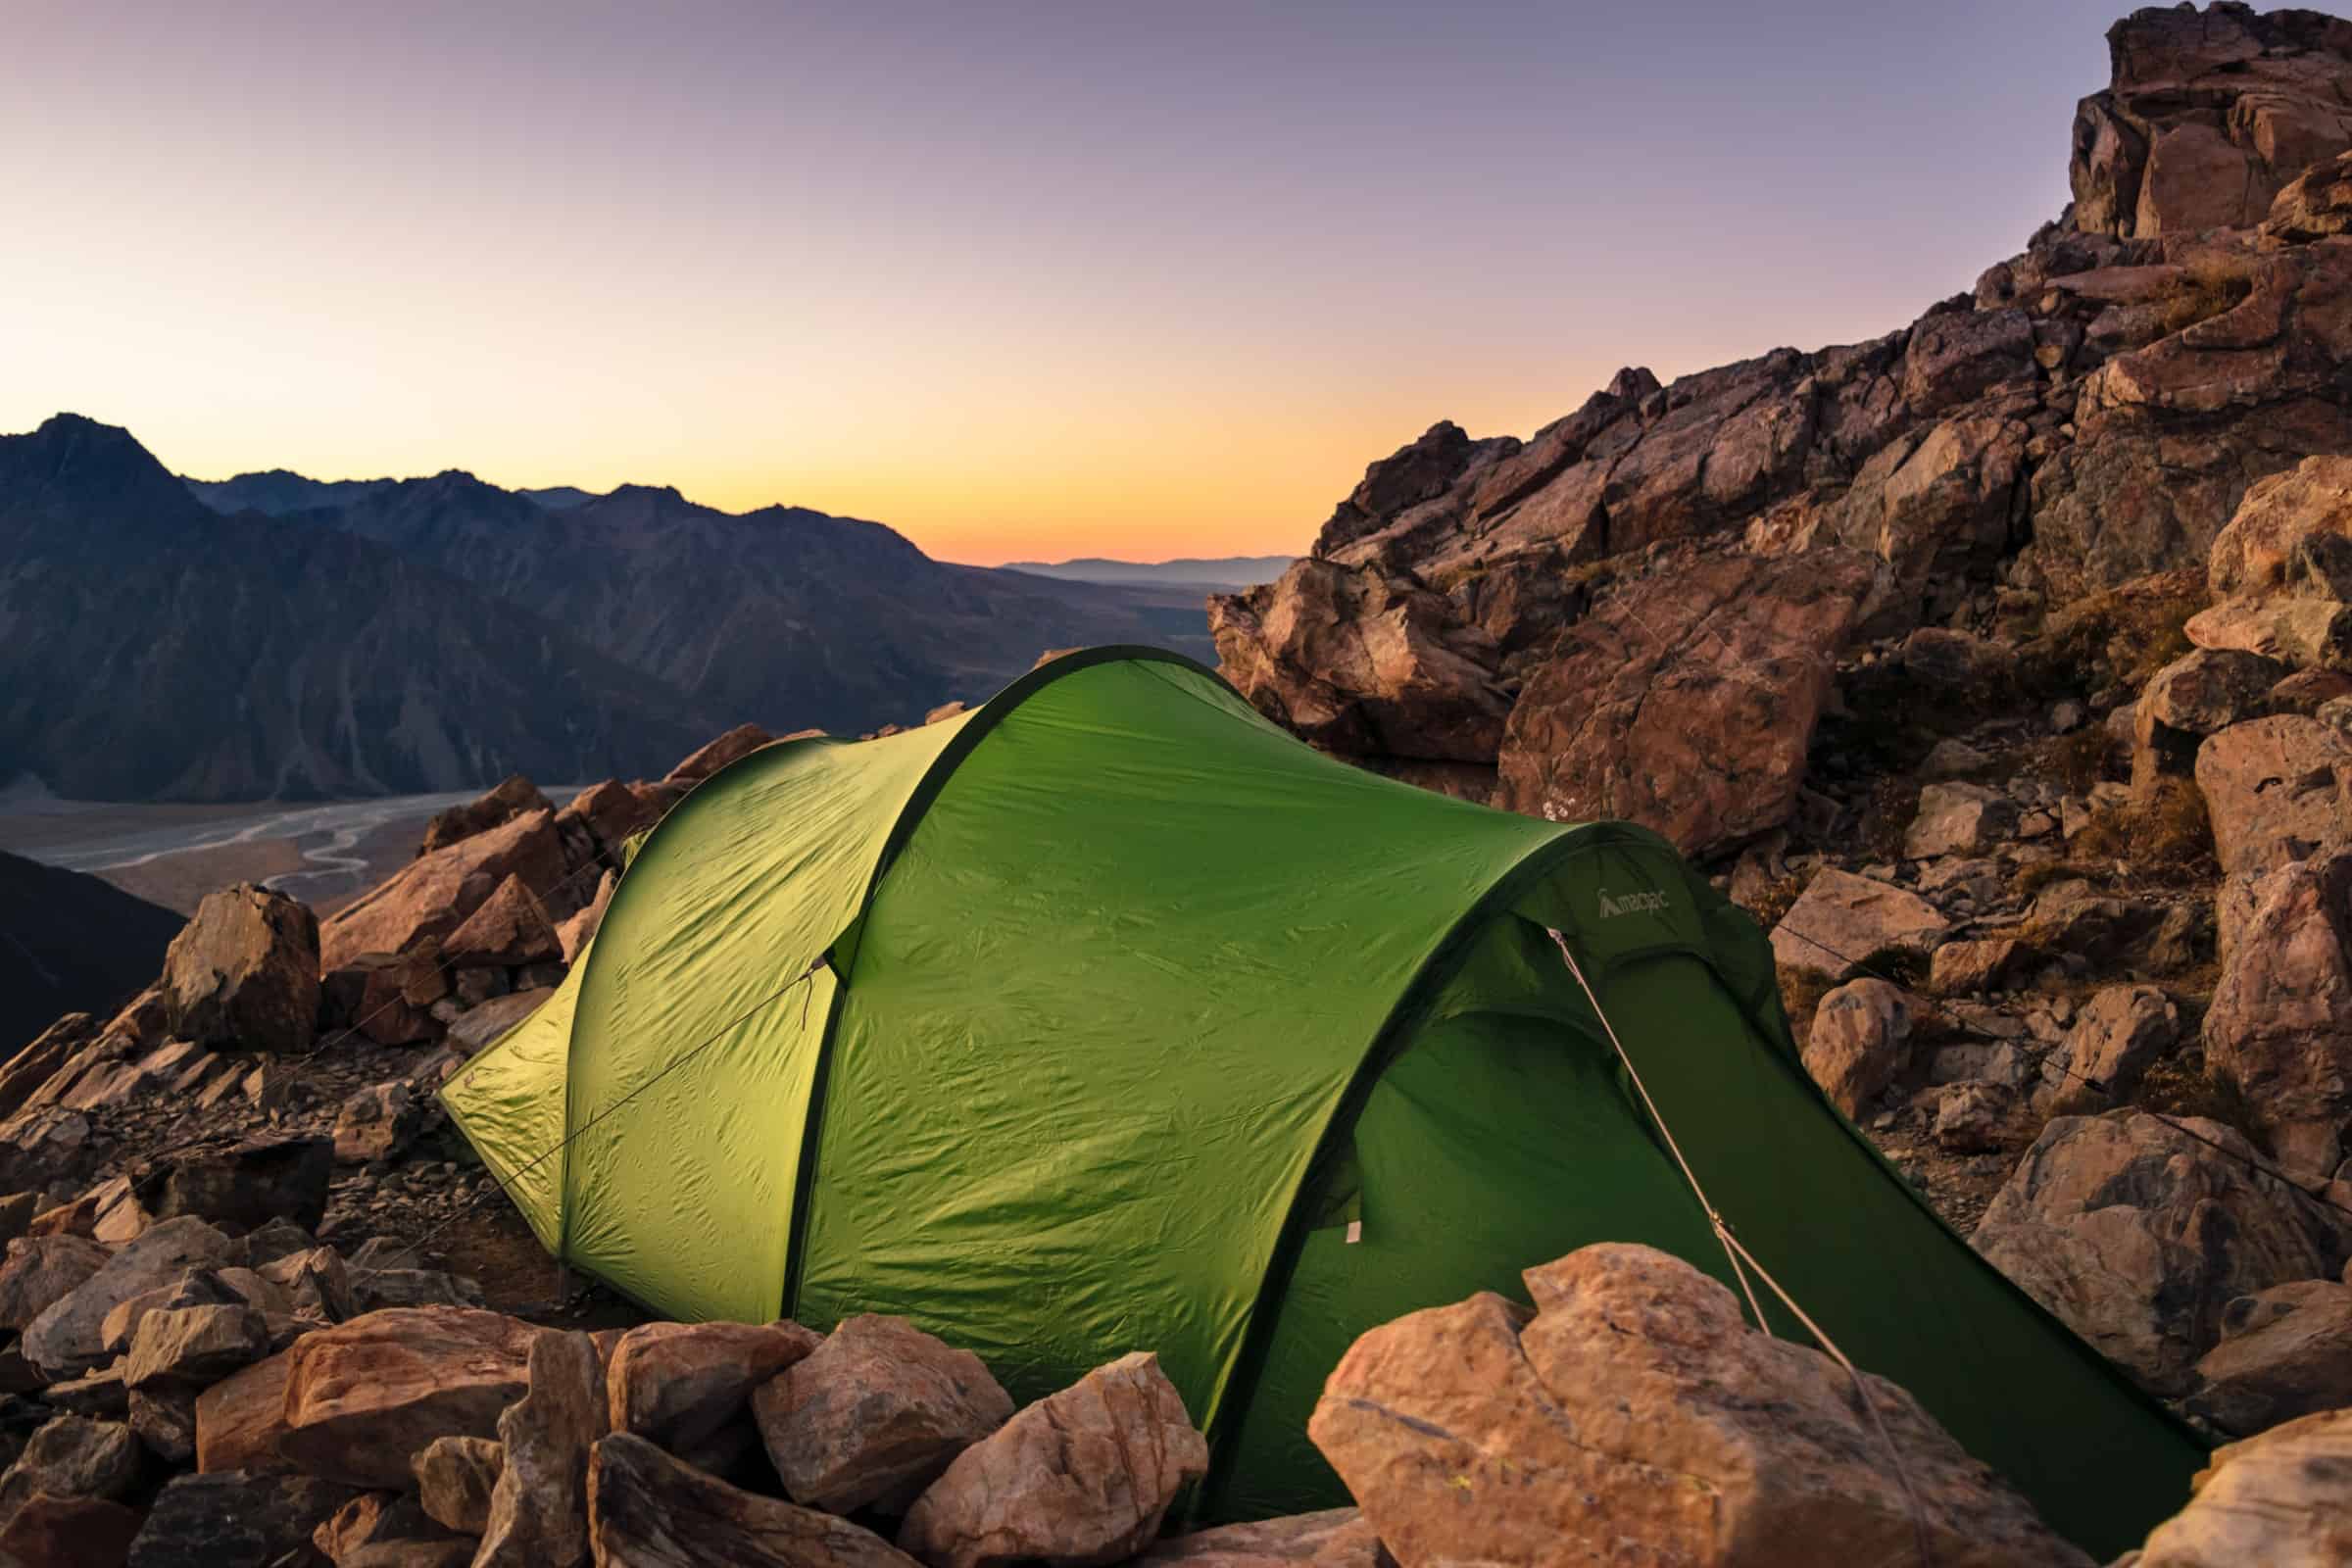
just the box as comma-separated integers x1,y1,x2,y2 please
2025,570,2208,696
1777,964,1838,1042
1740,871,1812,933
2134,1055,2269,1152
1858,775,1923,863
2073,780,2217,881
2159,255,2258,335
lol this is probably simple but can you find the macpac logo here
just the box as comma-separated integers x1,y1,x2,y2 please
1595,886,1670,919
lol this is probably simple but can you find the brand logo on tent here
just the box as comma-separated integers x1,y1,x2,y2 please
1595,886,1670,919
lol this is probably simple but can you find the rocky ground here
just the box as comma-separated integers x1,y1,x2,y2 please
9,4,2352,1564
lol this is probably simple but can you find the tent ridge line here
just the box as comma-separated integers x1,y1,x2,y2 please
777,644,1239,1318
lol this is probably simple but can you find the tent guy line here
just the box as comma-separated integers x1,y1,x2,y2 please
1550,927,1938,1568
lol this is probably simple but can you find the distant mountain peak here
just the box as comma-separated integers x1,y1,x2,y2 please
2,414,191,515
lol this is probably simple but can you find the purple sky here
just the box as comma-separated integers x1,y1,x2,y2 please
2,1,2133,561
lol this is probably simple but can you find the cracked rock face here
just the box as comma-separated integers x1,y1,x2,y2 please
1306,1242,2088,1568
1494,548,1880,853
895,1351,1207,1568
2069,4,2352,238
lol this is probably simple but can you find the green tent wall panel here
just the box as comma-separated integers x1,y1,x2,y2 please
442,646,2205,1555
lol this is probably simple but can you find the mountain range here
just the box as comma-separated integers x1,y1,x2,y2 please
1000,556,1296,589
0,416,1207,802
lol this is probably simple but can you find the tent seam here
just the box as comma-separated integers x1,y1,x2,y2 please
1195,818,1666,1516
777,645,1243,1317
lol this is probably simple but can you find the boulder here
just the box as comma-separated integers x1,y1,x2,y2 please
414,1435,502,1536
1210,559,1514,763
0,1236,110,1333
2266,148,2352,241
349,1267,485,1314
1903,782,2018,859
320,809,568,972
150,1137,333,1234
556,872,615,964
2202,846,2352,1179
0,1414,141,1527
666,724,776,785
1800,978,1913,1118
280,1308,542,1488
897,1351,1207,1568
558,781,658,861
319,950,447,1048
2183,595,2352,670
1308,1242,2086,1568
1495,550,1878,857
23,1217,233,1380
1931,1080,2020,1154
447,989,557,1057
607,1319,818,1462
438,874,561,968
587,1430,922,1568
38,1175,151,1247
125,1470,362,1568
0,1491,141,1564
193,1349,294,1474
476,1330,605,1568
161,884,320,1054
2035,984,2179,1112
102,1270,244,1355
1929,937,2036,996
2140,649,2290,736
264,1246,357,1323
1138,1511,1385,1568
0,1106,95,1195
315,1492,475,1568
2209,454,2352,601
43,1363,129,1418
2019,879,2173,970
753,1313,1014,1515
124,1303,270,1391
2186,1280,2352,1436
418,776,552,858
332,1083,429,1165
1973,1113,2352,1395
1769,869,1949,981
129,1383,202,1465
2127,1407,2352,1566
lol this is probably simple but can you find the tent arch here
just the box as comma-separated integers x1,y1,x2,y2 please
445,647,2207,1556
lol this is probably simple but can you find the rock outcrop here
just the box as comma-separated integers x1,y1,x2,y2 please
1973,1113,2352,1394
1309,1242,2087,1568
160,885,320,1054
2124,1406,2352,1565
896,1352,1208,1568
756,1313,1014,1516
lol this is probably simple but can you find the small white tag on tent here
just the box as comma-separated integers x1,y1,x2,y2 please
1345,1220,1362,1246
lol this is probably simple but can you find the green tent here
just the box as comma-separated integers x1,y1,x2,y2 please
443,646,2202,1552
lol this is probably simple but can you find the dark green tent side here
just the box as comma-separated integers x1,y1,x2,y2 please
443,647,2205,1556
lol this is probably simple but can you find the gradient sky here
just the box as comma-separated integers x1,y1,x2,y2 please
3,1,2132,564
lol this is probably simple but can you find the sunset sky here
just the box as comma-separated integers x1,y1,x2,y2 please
5,1,2129,564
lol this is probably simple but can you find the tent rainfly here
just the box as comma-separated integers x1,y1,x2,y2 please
442,646,2205,1551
